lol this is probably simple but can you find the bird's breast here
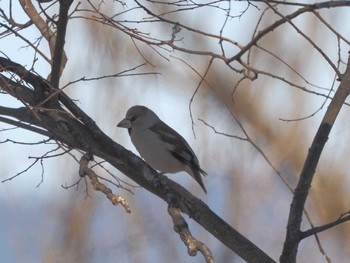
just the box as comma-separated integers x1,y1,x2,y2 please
130,129,185,173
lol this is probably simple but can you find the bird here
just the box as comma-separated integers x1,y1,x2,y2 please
117,105,207,193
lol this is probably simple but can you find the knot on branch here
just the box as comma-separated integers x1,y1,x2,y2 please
79,153,131,213
168,201,214,262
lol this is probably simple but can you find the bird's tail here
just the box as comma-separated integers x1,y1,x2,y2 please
191,168,207,194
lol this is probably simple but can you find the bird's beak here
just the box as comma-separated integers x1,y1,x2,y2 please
117,118,131,128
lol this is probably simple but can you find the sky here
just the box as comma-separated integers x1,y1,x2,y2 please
1,1,350,263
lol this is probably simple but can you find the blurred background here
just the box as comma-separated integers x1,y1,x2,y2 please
1,1,350,262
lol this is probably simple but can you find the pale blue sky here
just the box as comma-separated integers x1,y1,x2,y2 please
1,1,350,262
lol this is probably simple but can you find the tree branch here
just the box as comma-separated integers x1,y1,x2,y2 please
227,1,350,66
19,0,68,80
50,0,72,89
0,56,275,263
19,0,56,55
301,212,350,239
280,53,350,263
78,153,131,213
0,115,50,137
168,204,214,263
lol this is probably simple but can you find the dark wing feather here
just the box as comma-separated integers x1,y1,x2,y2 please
150,121,199,166
150,121,207,193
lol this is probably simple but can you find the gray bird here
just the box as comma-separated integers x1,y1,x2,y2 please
117,105,207,193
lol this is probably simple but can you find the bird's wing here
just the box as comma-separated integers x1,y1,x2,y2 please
150,121,204,173
150,120,207,193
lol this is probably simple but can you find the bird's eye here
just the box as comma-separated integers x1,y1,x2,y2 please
130,116,137,123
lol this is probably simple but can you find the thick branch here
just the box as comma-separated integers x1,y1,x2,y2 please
93,147,275,263
19,0,68,77
50,0,73,89
280,54,350,263
0,74,35,103
0,106,41,126
0,57,275,263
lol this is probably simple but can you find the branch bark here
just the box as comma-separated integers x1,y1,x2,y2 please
280,53,350,263
301,213,350,239
0,56,275,263
168,203,214,262
79,153,131,213
50,0,73,89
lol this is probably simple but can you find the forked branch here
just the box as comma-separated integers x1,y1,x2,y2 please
281,53,350,263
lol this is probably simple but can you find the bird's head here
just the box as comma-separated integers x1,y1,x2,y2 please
117,105,159,132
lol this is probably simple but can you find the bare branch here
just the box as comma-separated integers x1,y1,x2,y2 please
264,1,341,77
18,0,56,57
2,156,39,183
61,63,160,89
0,115,50,137
168,204,214,263
301,212,350,239
49,0,73,89
2,1,350,262
79,153,131,213
280,53,350,263
228,1,350,68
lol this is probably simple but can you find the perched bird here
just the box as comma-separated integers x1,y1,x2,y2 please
117,105,207,193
